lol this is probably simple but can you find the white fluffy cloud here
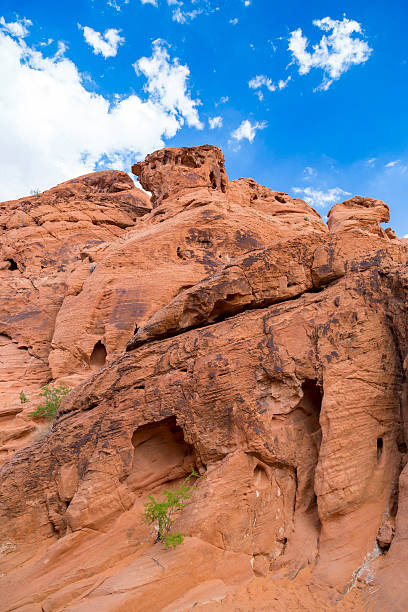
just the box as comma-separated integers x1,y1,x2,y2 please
249,74,276,92
231,119,267,143
288,16,372,90
138,0,215,23
0,15,32,38
385,160,400,168
135,40,203,129
0,29,202,200
249,74,291,99
172,7,202,24
292,186,351,208
80,25,124,58
208,116,223,129
106,0,130,9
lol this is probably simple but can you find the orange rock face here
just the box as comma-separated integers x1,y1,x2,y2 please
0,170,150,463
0,145,407,611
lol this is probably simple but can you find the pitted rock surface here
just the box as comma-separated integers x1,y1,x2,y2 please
0,145,407,611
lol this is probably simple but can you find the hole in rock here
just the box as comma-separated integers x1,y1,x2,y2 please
377,437,384,462
254,464,269,490
7,259,18,271
291,380,323,516
134,324,139,335
398,441,407,454
127,417,195,492
296,380,323,456
178,153,198,168
209,171,218,189
300,380,323,419
89,341,107,370
211,293,248,322
377,539,391,554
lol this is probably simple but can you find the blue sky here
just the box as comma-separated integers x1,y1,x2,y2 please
1,0,407,235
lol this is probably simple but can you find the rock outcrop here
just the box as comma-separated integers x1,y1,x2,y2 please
0,170,150,463
0,145,407,611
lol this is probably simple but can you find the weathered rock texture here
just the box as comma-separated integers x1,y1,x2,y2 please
0,145,407,611
0,170,151,464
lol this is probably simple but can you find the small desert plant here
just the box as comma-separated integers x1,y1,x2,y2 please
304,215,310,221
19,390,29,404
142,469,199,549
30,189,41,197
28,382,70,420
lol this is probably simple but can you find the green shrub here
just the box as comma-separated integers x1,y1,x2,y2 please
142,469,199,549
30,189,41,197
19,390,29,404
28,383,70,420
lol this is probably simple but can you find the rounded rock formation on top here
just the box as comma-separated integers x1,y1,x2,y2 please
327,195,390,235
132,145,228,207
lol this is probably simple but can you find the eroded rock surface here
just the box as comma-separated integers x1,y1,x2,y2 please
0,145,407,611
0,170,150,463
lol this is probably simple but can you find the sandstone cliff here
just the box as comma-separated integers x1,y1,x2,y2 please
0,145,407,611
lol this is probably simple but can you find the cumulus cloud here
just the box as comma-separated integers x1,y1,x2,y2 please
249,74,291,99
292,186,351,208
106,0,131,10
231,119,267,143
249,75,276,92
208,116,223,129
80,25,124,58
0,16,32,38
288,16,372,90
142,0,217,23
135,39,203,129
172,7,202,24
0,29,202,200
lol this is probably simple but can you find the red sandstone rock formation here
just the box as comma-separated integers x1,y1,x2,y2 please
0,145,407,611
0,170,150,463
